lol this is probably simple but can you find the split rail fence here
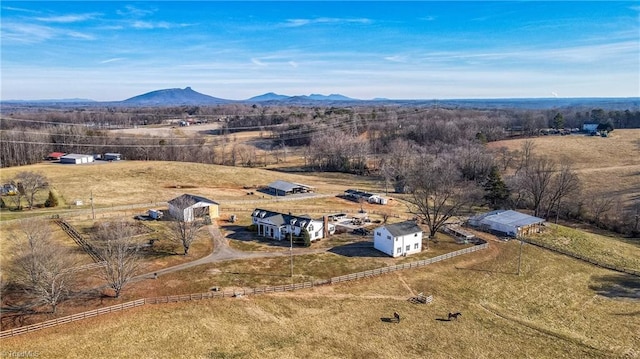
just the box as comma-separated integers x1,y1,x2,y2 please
0,243,487,338
520,238,640,277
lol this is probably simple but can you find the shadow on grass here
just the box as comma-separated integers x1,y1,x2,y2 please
435,318,452,322
589,273,640,300
380,317,400,323
221,270,290,278
328,241,386,258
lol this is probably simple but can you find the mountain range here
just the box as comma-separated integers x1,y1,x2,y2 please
2,87,639,110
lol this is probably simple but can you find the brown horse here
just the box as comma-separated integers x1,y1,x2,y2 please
394,312,401,323
448,312,462,320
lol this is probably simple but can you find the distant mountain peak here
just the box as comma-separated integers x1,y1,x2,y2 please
123,87,228,105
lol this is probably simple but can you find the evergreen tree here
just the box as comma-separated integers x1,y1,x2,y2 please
552,113,564,130
44,190,59,208
483,166,510,209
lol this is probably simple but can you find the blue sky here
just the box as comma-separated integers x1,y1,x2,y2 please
1,1,639,101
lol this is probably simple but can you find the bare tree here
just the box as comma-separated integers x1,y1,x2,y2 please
13,171,49,209
9,218,76,313
405,154,481,238
170,216,204,256
545,162,581,222
93,220,141,298
586,193,615,227
516,156,557,217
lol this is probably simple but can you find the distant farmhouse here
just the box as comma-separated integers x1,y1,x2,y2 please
60,154,94,164
251,208,335,242
468,210,544,238
373,220,423,257
168,194,219,222
266,180,313,197
344,189,388,205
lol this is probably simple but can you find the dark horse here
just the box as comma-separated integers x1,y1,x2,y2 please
394,312,401,323
448,312,462,320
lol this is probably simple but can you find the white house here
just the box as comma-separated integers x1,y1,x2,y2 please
251,208,335,242
373,221,423,258
168,194,219,222
468,210,544,238
582,123,598,133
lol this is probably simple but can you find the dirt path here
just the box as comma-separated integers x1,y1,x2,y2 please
133,223,330,281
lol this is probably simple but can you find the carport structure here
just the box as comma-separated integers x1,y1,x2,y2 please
266,180,313,196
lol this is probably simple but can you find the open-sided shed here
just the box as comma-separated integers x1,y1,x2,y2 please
266,180,313,196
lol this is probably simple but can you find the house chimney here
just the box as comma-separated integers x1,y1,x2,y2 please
323,216,329,239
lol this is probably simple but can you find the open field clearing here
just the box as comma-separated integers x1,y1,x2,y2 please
531,224,640,272
0,161,384,213
1,241,638,359
487,129,640,204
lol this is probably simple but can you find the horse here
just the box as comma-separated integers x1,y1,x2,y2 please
393,312,401,323
448,312,462,320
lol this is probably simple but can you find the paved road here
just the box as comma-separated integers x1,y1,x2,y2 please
134,223,331,281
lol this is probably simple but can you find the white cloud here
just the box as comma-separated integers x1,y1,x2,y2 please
100,58,126,64
35,13,99,23
283,17,371,27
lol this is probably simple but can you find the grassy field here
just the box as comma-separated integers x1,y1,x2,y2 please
1,133,639,357
1,241,638,359
487,129,640,204
531,224,640,272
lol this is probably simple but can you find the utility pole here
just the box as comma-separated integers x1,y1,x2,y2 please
517,239,524,276
90,190,95,220
290,226,294,282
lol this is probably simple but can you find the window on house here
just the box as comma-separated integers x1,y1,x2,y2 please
406,245,410,251
414,233,418,237
309,225,314,231
414,243,419,249
396,247,402,254
376,231,381,236
315,231,320,237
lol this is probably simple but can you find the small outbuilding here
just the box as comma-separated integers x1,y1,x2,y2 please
468,210,544,238
266,180,313,196
60,154,94,164
168,194,219,222
103,153,122,161
373,221,423,258
344,189,388,205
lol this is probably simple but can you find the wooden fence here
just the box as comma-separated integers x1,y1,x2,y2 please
520,238,640,277
0,243,487,338
0,299,146,339
331,243,488,284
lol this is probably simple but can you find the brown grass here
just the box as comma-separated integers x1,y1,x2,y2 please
1,241,637,359
487,129,640,203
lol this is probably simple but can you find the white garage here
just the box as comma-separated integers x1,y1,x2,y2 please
60,154,95,164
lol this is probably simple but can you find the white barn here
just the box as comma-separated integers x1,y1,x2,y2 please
251,208,335,242
468,210,544,238
60,154,94,164
168,194,219,222
373,221,423,258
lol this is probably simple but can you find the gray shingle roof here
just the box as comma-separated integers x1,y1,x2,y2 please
383,221,423,237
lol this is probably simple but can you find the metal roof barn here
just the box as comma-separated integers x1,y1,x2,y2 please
468,210,545,238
